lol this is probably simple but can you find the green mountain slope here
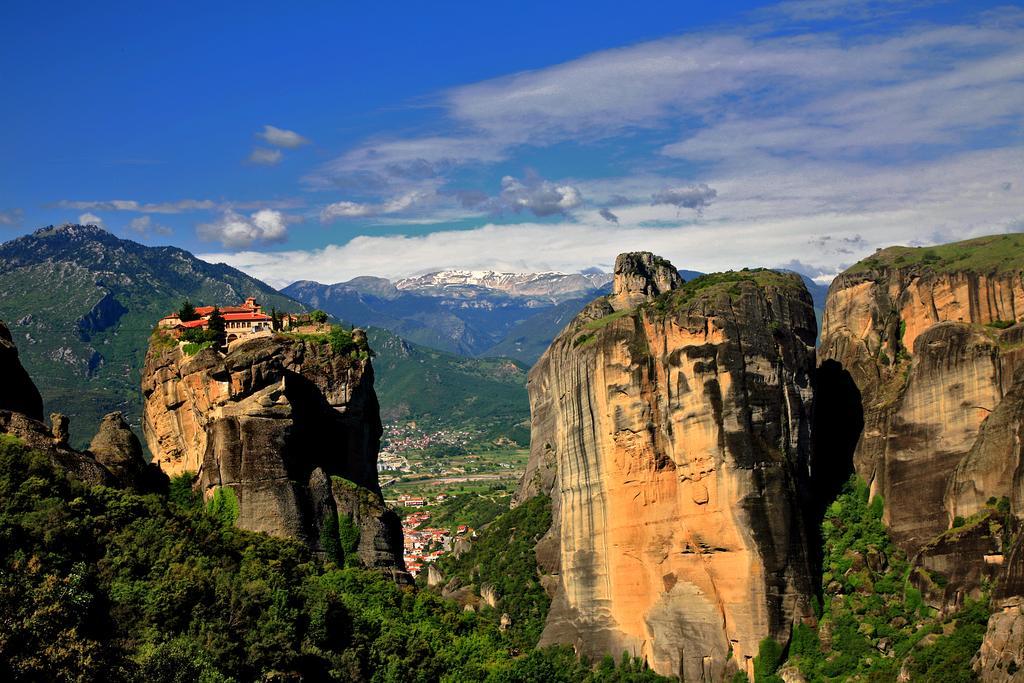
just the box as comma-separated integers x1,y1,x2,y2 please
368,328,530,441
0,224,530,447
0,225,299,446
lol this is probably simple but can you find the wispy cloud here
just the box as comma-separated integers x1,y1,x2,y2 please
127,215,172,238
78,212,103,226
306,8,1023,223
320,191,432,222
204,4,1024,288
257,125,310,149
203,146,1024,286
651,184,717,214
0,208,24,227
57,199,217,214
453,173,583,218
247,147,283,165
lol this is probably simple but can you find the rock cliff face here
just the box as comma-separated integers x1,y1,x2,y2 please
817,235,1024,679
819,240,1024,555
516,253,818,680
141,331,405,574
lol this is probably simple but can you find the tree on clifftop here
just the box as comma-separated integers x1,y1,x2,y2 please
178,300,199,322
207,307,226,346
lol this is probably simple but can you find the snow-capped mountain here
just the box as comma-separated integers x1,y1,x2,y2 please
393,269,612,303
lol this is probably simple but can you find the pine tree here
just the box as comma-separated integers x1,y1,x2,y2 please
178,300,199,322
207,307,226,346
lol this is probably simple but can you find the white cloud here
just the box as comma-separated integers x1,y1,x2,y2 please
497,175,582,217
78,212,103,226
196,209,293,248
248,147,283,165
449,173,584,218
320,191,431,223
651,184,718,214
257,125,310,148
201,146,1024,287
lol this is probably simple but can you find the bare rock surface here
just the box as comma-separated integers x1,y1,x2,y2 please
516,254,818,680
142,332,404,572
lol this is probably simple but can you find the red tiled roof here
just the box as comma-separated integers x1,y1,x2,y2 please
179,319,208,329
223,312,271,321
194,306,216,316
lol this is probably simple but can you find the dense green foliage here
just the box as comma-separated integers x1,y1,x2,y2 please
643,268,806,317
430,496,553,649
753,637,784,682
206,486,239,526
181,340,214,356
0,436,670,681
284,325,370,358
788,476,990,681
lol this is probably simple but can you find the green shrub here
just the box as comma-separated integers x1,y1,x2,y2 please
181,341,213,356
753,637,783,682
206,485,239,526
338,513,361,565
168,471,200,509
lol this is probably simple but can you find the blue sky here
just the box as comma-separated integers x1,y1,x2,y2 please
2,0,1023,286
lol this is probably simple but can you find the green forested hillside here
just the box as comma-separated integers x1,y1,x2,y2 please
0,433,667,682
784,477,992,682
369,328,530,441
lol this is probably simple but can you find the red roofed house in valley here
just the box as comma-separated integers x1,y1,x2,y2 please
159,297,275,343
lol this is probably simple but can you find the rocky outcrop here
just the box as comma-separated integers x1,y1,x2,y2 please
516,253,818,680
818,237,1024,679
331,476,406,577
141,331,405,572
820,250,1024,554
976,534,1024,680
0,410,114,486
0,319,43,421
88,411,165,492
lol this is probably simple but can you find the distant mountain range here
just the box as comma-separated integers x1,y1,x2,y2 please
0,225,530,446
283,267,825,364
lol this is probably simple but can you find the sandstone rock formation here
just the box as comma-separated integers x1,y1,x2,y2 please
817,236,1024,678
516,253,818,680
976,534,1024,680
819,240,1024,554
142,331,405,573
